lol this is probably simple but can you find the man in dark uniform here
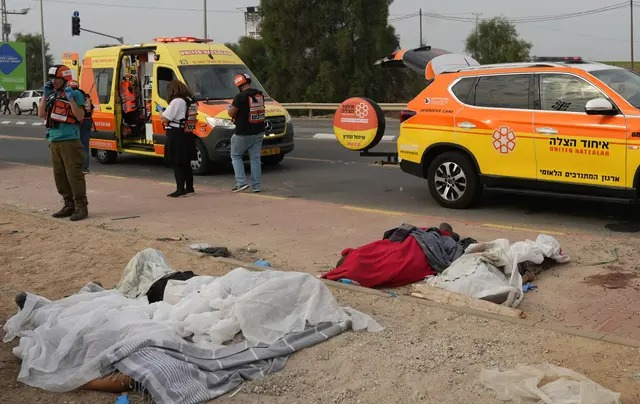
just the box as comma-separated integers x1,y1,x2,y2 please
227,73,265,193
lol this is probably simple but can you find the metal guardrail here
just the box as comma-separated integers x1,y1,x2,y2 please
280,102,406,117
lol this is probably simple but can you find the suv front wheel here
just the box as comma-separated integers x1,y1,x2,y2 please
427,151,481,209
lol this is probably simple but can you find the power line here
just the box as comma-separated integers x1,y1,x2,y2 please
34,0,243,13
420,2,630,24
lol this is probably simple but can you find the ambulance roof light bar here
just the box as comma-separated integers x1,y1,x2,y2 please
153,37,214,43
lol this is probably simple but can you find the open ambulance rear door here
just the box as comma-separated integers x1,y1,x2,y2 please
374,46,479,80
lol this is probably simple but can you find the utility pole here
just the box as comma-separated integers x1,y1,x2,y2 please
40,0,46,86
473,12,482,37
203,0,208,39
1,0,30,42
632,0,635,71
419,8,423,47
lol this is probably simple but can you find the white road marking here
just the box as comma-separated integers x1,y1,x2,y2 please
16,121,26,125
31,122,43,126
1,121,10,124
312,133,398,141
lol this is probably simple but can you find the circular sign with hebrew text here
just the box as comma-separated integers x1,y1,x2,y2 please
333,97,386,151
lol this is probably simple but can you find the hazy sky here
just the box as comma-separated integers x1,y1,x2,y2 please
4,0,638,63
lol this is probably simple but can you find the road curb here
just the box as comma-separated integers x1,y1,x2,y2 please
313,133,397,141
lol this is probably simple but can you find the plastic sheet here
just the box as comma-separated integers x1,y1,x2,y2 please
427,235,570,308
3,258,382,393
480,363,621,404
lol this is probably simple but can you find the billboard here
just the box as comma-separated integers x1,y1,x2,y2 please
0,42,27,91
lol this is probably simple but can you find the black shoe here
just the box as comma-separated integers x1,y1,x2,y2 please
15,292,26,310
231,184,249,192
52,202,75,218
185,188,195,194
167,190,186,198
70,206,88,221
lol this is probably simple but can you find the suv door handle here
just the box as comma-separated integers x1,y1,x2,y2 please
536,127,558,135
457,122,476,129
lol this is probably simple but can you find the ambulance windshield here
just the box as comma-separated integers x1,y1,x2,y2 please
590,68,640,108
179,65,268,101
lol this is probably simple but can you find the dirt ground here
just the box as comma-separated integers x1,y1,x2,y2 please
1,206,640,404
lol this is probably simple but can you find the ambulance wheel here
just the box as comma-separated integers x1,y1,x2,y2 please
427,151,480,209
95,150,118,164
191,139,211,175
262,154,284,166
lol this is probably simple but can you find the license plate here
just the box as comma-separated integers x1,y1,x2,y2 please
261,147,280,156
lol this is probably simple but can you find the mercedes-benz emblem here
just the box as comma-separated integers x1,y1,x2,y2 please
264,121,273,133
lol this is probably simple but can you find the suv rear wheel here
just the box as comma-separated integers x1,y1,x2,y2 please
427,151,481,209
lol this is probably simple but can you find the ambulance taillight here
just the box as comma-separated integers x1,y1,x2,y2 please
400,110,416,123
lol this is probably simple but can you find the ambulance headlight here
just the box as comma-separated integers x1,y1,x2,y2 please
206,117,236,129
285,111,292,123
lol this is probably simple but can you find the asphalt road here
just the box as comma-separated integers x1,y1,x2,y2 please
1,116,640,236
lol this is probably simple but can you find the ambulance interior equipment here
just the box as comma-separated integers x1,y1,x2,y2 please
119,52,155,143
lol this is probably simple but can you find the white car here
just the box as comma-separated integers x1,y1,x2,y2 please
14,90,43,115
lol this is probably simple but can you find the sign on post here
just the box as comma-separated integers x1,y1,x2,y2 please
0,42,27,92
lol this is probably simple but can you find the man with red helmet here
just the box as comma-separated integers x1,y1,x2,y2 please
227,73,266,193
38,64,89,221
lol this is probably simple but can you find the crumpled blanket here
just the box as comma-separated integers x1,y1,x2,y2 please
383,223,476,272
427,234,570,307
322,223,475,288
114,248,175,298
3,263,382,400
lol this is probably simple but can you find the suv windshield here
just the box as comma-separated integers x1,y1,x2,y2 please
178,64,268,101
590,68,640,108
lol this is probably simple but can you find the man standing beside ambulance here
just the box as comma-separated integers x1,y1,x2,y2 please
38,65,89,221
227,73,266,193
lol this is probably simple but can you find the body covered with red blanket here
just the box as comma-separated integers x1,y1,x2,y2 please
321,224,475,288
323,237,436,288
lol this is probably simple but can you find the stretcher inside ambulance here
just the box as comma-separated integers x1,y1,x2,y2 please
65,37,294,175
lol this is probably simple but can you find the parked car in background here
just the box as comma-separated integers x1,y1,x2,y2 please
13,90,43,115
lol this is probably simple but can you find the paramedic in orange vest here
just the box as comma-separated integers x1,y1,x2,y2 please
160,80,198,197
227,73,265,193
119,74,137,126
38,65,88,221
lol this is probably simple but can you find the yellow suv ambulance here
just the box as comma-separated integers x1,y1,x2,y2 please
343,47,640,209
65,37,294,174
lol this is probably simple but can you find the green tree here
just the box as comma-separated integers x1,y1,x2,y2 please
13,33,54,90
225,36,269,89
254,0,406,103
465,17,532,64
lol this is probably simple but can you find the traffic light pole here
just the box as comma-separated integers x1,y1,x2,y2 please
79,27,123,44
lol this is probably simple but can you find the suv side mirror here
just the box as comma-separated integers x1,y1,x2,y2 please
585,98,617,116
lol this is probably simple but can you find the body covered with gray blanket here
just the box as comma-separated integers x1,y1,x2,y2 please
3,261,382,404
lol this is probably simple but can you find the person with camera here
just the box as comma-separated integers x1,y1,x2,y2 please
37,65,88,221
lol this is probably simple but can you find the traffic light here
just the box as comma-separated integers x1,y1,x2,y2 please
72,16,80,36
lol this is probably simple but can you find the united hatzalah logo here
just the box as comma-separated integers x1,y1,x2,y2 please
354,103,369,118
492,126,516,154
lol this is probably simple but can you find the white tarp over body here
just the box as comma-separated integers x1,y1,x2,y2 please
427,235,570,308
2,251,382,396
